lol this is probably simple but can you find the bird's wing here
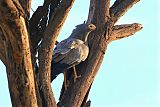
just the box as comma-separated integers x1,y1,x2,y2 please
53,38,77,56
52,39,88,68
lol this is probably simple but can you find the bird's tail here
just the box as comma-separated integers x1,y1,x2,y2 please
51,60,69,82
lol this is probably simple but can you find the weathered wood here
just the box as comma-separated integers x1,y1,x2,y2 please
29,0,60,52
110,0,140,23
109,23,143,41
0,1,37,107
38,0,75,107
29,1,50,59
0,28,7,65
18,0,32,17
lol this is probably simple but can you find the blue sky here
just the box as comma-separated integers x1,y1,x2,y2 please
0,0,159,107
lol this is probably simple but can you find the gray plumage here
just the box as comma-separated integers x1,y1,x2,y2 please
51,23,96,82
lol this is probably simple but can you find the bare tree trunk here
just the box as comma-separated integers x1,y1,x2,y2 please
0,1,37,106
0,0,142,107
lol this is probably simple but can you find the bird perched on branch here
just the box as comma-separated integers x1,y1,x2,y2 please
51,22,96,90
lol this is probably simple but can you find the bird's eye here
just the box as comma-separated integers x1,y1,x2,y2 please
88,24,96,30
89,25,93,28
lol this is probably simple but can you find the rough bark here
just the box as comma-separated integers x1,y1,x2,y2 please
0,28,7,65
0,1,37,107
110,0,140,23
38,0,75,107
0,0,142,107
18,0,32,17
109,23,143,41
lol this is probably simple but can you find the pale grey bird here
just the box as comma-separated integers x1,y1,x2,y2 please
51,23,96,89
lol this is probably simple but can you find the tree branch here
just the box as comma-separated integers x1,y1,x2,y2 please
81,83,92,107
18,0,32,18
0,28,7,65
38,0,75,106
0,1,37,106
87,0,110,25
109,23,143,41
110,0,140,23
83,100,91,107
29,0,60,56
29,5,49,55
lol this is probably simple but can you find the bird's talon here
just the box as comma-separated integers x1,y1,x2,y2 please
73,76,77,83
64,80,70,91
78,75,81,78
73,75,81,83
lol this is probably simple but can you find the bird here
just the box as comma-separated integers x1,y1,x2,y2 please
51,22,96,90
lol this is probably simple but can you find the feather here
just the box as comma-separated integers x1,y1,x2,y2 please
51,23,96,82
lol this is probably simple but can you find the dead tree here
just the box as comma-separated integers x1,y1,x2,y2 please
0,0,142,107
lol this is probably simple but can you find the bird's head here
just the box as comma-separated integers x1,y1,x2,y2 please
70,23,96,42
87,24,96,32
75,23,96,32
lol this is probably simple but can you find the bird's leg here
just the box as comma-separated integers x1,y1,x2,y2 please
73,66,81,82
63,72,69,91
